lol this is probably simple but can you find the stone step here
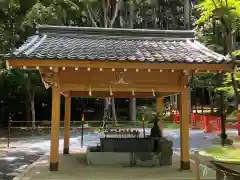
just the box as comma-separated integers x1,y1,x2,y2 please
86,151,172,167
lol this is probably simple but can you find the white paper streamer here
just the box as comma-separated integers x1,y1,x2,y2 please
132,88,135,96
110,87,113,96
223,173,228,180
202,164,208,176
152,89,155,97
88,86,92,96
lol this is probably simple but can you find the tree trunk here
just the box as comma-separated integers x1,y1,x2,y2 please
104,98,109,117
157,0,162,28
128,0,136,122
103,0,108,28
129,0,134,28
111,98,117,124
25,96,31,127
229,32,240,106
220,19,234,145
195,103,198,114
208,89,214,114
25,73,31,127
129,98,136,121
30,91,36,129
85,0,122,123
119,1,125,28
174,95,178,110
170,96,174,110
184,0,190,29
109,0,121,28
201,88,205,115
152,0,158,29
86,4,98,27
106,0,121,122
103,98,110,127
144,12,148,28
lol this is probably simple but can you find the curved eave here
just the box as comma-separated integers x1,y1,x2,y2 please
7,55,231,63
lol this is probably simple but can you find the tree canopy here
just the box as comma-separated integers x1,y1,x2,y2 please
0,0,239,126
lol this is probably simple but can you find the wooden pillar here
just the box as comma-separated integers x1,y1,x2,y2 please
180,76,190,170
49,72,61,171
188,77,192,124
63,96,71,155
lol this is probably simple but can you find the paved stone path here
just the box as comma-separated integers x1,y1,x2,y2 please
0,149,43,180
8,129,220,152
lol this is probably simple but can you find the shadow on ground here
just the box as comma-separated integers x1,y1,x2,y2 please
0,149,43,180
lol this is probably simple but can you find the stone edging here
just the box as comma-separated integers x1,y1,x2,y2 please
12,153,48,180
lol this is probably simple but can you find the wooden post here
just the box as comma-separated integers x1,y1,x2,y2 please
63,96,71,155
180,76,190,170
156,96,164,133
49,71,61,171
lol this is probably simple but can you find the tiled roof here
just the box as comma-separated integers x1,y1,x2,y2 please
8,25,230,64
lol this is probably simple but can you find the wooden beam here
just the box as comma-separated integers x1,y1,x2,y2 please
70,91,176,98
7,59,233,71
58,70,180,87
64,84,181,93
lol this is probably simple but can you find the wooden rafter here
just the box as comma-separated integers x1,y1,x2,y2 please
7,59,233,72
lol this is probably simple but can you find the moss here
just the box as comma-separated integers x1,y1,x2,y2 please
201,147,240,162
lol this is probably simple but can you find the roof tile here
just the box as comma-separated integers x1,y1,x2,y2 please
8,25,230,64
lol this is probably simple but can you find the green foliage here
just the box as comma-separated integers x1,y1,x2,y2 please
23,0,84,28
1,0,238,124
232,49,240,56
195,0,240,30
189,73,220,89
219,72,240,92
194,0,240,110
0,0,191,124
194,0,240,54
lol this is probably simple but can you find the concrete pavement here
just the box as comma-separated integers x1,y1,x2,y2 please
0,128,231,180
15,149,216,180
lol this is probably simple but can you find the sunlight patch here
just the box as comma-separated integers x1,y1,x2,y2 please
6,172,19,176
0,156,18,161
15,164,28,172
